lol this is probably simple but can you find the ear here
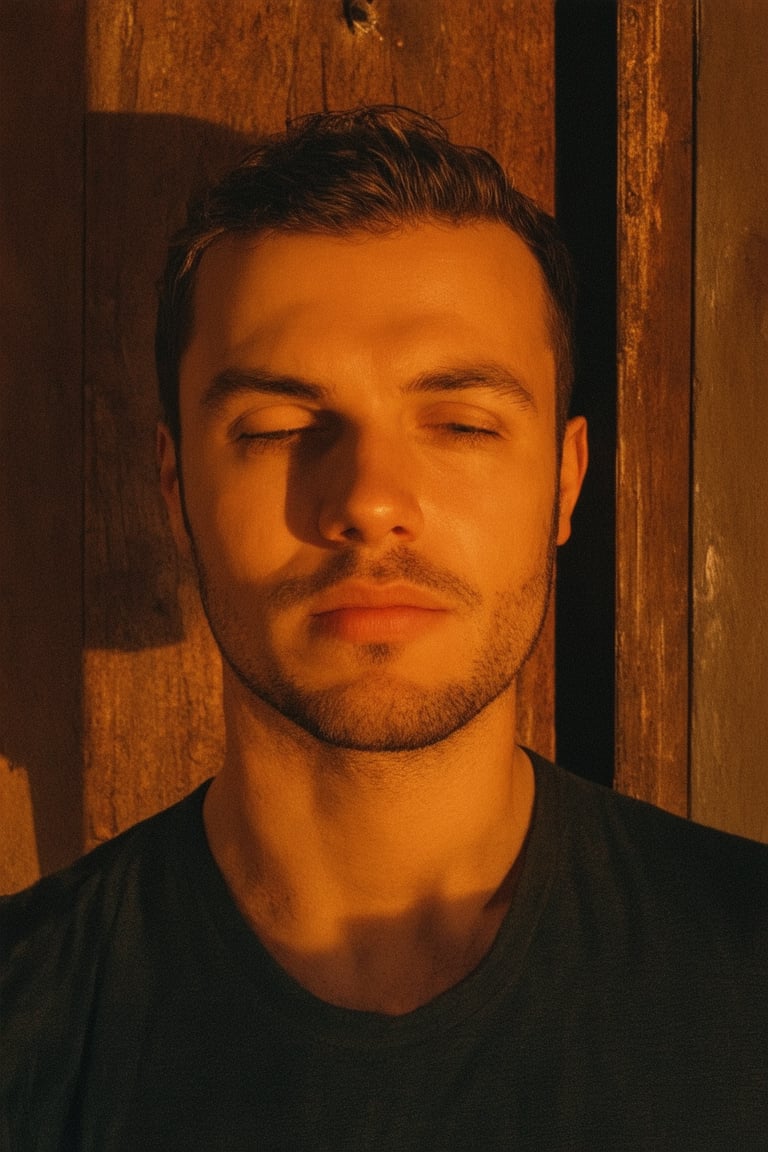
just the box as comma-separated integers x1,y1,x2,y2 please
556,416,588,546
157,422,192,558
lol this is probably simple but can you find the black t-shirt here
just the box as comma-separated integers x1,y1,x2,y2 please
2,754,768,1150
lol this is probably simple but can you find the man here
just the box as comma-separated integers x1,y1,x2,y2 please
2,107,767,1150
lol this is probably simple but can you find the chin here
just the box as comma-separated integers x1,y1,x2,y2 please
233,658,519,754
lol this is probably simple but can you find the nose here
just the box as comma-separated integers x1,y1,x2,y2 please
316,425,425,547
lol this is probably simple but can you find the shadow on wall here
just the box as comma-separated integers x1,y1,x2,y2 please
83,112,250,652
0,88,251,883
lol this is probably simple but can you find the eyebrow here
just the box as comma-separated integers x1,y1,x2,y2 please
404,364,537,411
200,362,537,413
201,368,325,413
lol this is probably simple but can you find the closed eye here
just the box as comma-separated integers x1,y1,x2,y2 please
422,399,506,445
238,428,305,441
442,423,500,437
230,404,328,450
236,426,322,452
427,421,504,447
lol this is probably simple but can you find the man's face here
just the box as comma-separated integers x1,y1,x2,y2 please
161,222,586,752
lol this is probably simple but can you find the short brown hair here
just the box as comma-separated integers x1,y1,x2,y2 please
156,106,576,443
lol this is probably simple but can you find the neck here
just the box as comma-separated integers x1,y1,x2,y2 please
203,672,535,1013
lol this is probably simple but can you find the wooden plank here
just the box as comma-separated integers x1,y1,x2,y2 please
0,0,84,893
615,0,694,814
83,0,557,847
691,0,768,842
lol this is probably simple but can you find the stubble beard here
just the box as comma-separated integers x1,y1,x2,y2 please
185,529,557,756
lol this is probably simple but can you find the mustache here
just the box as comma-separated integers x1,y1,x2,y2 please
266,547,482,611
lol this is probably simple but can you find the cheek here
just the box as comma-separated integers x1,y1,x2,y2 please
429,453,556,551
181,458,284,580
213,497,295,582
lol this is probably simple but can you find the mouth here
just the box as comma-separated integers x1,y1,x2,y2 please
309,583,451,644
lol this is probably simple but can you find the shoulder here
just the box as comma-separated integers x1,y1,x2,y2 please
1,784,210,961
561,760,768,873
0,785,210,1062
534,752,768,863
0,784,211,1144
531,754,768,956
0,785,210,1149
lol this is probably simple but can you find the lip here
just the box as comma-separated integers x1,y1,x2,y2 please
310,582,450,613
309,584,450,644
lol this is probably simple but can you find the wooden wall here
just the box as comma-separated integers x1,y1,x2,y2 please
1,0,556,892
3,0,766,895
690,0,768,841
616,0,768,843
615,0,693,815
0,0,85,890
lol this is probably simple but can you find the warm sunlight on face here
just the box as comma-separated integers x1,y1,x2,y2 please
161,223,586,751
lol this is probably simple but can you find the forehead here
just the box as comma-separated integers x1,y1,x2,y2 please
182,222,554,397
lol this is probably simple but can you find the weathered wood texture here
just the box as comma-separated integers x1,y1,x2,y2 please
691,0,768,842
82,0,557,850
0,0,85,893
615,0,693,815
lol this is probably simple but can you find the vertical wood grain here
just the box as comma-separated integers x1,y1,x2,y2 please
615,0,694,814
82,0,557,848
0,0,84,892
691,0,768,842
